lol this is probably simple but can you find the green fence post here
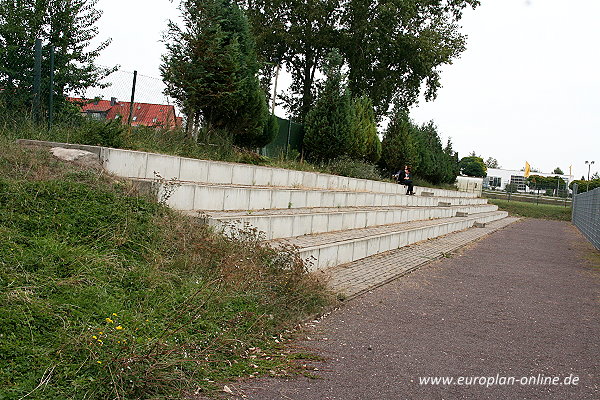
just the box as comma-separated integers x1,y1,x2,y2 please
33,38,42,122
48,46,55,131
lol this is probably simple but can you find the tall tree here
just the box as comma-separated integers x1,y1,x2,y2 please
349,95,379,162
162,0,270,147
459,156,487,177
0,0,112,111
412,121,459,184
303,50,352,162
244,0,341,122
244,0,479,121
342,0,479,117
552,167,564,175
485,157,499,168
379,108,420,174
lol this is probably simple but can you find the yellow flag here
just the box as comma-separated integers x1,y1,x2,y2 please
524,161,531,178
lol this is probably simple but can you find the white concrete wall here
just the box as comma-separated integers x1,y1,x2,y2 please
149,180,488,211
98,147,478,198
209,204,499,240
298,211,508,271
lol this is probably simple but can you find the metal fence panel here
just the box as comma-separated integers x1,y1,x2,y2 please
572,185,600,250
261,117,304,158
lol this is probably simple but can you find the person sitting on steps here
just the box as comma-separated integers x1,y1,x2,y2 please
394,165,414,195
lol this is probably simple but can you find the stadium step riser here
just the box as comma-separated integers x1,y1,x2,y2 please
148,181,488,211
98,146,477,198
297,212,508,271
205,205,499,240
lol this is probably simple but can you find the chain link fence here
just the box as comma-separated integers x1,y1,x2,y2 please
572,184,600,250
483,177,572,207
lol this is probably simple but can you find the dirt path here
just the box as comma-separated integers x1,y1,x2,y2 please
228,219,600,399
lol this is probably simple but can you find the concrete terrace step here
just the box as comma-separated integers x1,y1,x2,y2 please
17,141,477,198
269,211,508,271
190,204,500,240
133,179,488,211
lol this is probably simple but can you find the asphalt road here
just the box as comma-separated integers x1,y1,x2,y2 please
231,219,600,400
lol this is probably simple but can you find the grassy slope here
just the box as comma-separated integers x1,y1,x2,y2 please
487,198,572,221
0,138,332,399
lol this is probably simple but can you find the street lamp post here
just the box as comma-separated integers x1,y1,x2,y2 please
585,160,595,181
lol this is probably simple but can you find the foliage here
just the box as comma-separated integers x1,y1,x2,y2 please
485,157,499,169
161,0,269,147
527,175,566,191
487,199,572,221
303,50,353,162
0,138,332,399
0,0,114,112
245,0,480,121
349,95,380,162
552,167,564,175
459,156,487,177
379,108,420,175
341,0,480,117
75,119,125,148
569,179,600,193
244,0,342,121
412,121,459,184
325,155,383,181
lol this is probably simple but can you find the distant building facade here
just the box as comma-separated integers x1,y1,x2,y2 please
484,168,573,192
70,97,182,129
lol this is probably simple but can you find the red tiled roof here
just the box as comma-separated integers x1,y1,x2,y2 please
69,97,180,129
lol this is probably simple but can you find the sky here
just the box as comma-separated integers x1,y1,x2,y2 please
91,0,599,181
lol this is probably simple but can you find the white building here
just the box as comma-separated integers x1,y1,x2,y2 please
484,168,573,192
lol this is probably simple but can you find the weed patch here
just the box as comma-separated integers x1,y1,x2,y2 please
0,137,332,399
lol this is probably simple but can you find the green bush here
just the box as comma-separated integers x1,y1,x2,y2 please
326,156,383,181
72,119,125,148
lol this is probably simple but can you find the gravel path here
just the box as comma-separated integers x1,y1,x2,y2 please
230,219,600,399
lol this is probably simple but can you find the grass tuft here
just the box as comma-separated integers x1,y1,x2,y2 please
487,198,572,221
0,136,333,399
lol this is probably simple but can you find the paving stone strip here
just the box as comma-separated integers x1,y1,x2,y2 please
321,217,520,298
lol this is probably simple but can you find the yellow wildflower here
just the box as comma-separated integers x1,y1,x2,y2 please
99,331,103,335
112,313,118,316
92,336,97,340
116,325,123,330
97,361,102,364
105,318,114,323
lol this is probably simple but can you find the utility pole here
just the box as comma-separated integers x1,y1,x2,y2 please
127,70,138,128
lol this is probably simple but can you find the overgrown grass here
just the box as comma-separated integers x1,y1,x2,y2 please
487,198,572,221
0,136,333,399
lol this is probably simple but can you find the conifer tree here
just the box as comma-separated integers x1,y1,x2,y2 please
161,0,270,147
349,95,379,162
303,50,352,162
380,108,420,174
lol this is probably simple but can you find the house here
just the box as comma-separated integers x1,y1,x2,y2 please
70,97,182,129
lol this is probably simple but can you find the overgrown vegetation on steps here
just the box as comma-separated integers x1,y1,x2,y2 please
0,137,333,399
